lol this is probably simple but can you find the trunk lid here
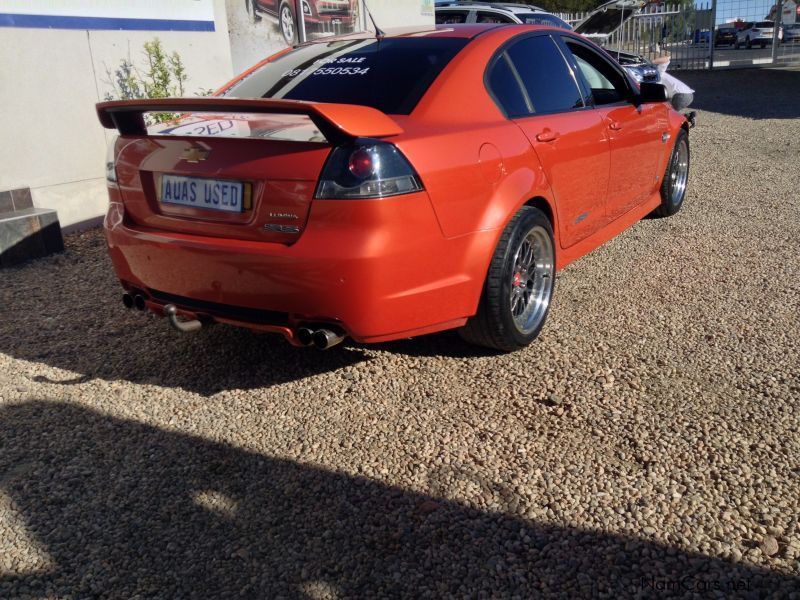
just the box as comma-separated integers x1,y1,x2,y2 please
98,98,403,244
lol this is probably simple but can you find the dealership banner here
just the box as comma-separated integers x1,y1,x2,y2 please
0,0,216,31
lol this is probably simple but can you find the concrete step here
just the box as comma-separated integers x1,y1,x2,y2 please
0,207,64,268
0,187,33,214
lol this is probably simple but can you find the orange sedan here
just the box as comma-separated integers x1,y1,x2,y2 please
98,24,691,351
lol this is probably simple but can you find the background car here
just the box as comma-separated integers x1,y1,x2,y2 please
735,21,782,49
571,1,661,83
783,23,800,43
714,26,737,47
434,1,572,29
246,0,357,45
436,1,658,82
602,48,660,83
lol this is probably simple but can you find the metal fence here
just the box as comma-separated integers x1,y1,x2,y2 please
558,0,800,71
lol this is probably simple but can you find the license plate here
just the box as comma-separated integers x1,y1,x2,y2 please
160,175,246,213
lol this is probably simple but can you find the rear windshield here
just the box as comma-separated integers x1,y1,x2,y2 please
223,38,469,115
755,21,774,28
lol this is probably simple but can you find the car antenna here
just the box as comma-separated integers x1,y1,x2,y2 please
362,0,385,39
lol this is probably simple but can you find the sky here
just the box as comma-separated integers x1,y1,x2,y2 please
705,0,792,24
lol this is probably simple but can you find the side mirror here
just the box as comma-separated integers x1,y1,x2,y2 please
637,82,668,105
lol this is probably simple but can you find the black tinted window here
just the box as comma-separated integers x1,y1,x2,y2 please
224,38,468,115
518,13,571,29
566,41,629,105
505,36,583,114
435,10,469,24
487,54,530,117
476,11,514,23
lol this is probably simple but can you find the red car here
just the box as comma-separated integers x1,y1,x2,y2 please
246,0,358,45
98,24,691,351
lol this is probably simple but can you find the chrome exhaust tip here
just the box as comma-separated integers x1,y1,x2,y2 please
122,293,134,310
313,329,345,350
296,327,315,347
133,294,147,311
164,304,202,333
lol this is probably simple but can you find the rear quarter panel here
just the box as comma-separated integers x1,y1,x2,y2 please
396,121,554,239
401,27,557,240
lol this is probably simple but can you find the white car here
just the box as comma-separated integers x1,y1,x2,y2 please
783,23,800,43
435,1,659,83
735,21,783,48
434,1,572,29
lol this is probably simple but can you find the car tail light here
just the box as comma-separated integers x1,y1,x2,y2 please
315,141,423,199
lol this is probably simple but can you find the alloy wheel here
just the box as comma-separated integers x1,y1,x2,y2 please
509,226,554,335
669,137,689,205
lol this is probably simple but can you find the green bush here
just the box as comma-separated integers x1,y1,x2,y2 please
103,38,210,124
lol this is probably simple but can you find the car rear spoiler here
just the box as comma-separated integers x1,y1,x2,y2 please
96,97,403,141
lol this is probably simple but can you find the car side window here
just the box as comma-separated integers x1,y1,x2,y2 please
504,35,584,114
476,11,515,24
565,41,630,106
435,10,469,24
487,53,531,117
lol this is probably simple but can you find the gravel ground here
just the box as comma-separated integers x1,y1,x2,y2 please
1,68,799,599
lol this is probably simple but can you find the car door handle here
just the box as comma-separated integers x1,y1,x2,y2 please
608,121,623,131
536,129,560,142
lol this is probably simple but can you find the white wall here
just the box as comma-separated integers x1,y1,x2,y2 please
0,0,234,228
368,0,434,27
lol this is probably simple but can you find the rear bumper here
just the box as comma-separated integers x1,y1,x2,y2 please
105,189,497,343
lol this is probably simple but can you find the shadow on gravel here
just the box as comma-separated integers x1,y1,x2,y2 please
372,330,505,359
0,234,369,395
1,401,797,598
679,68,800,120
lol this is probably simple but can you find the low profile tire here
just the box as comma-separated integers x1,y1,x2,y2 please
459,207,556,352
652,129,690,218
279,0,298,45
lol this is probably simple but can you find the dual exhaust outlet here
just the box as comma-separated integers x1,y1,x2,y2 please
122,292,344,349
122,292,146,312
297,327,345,350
